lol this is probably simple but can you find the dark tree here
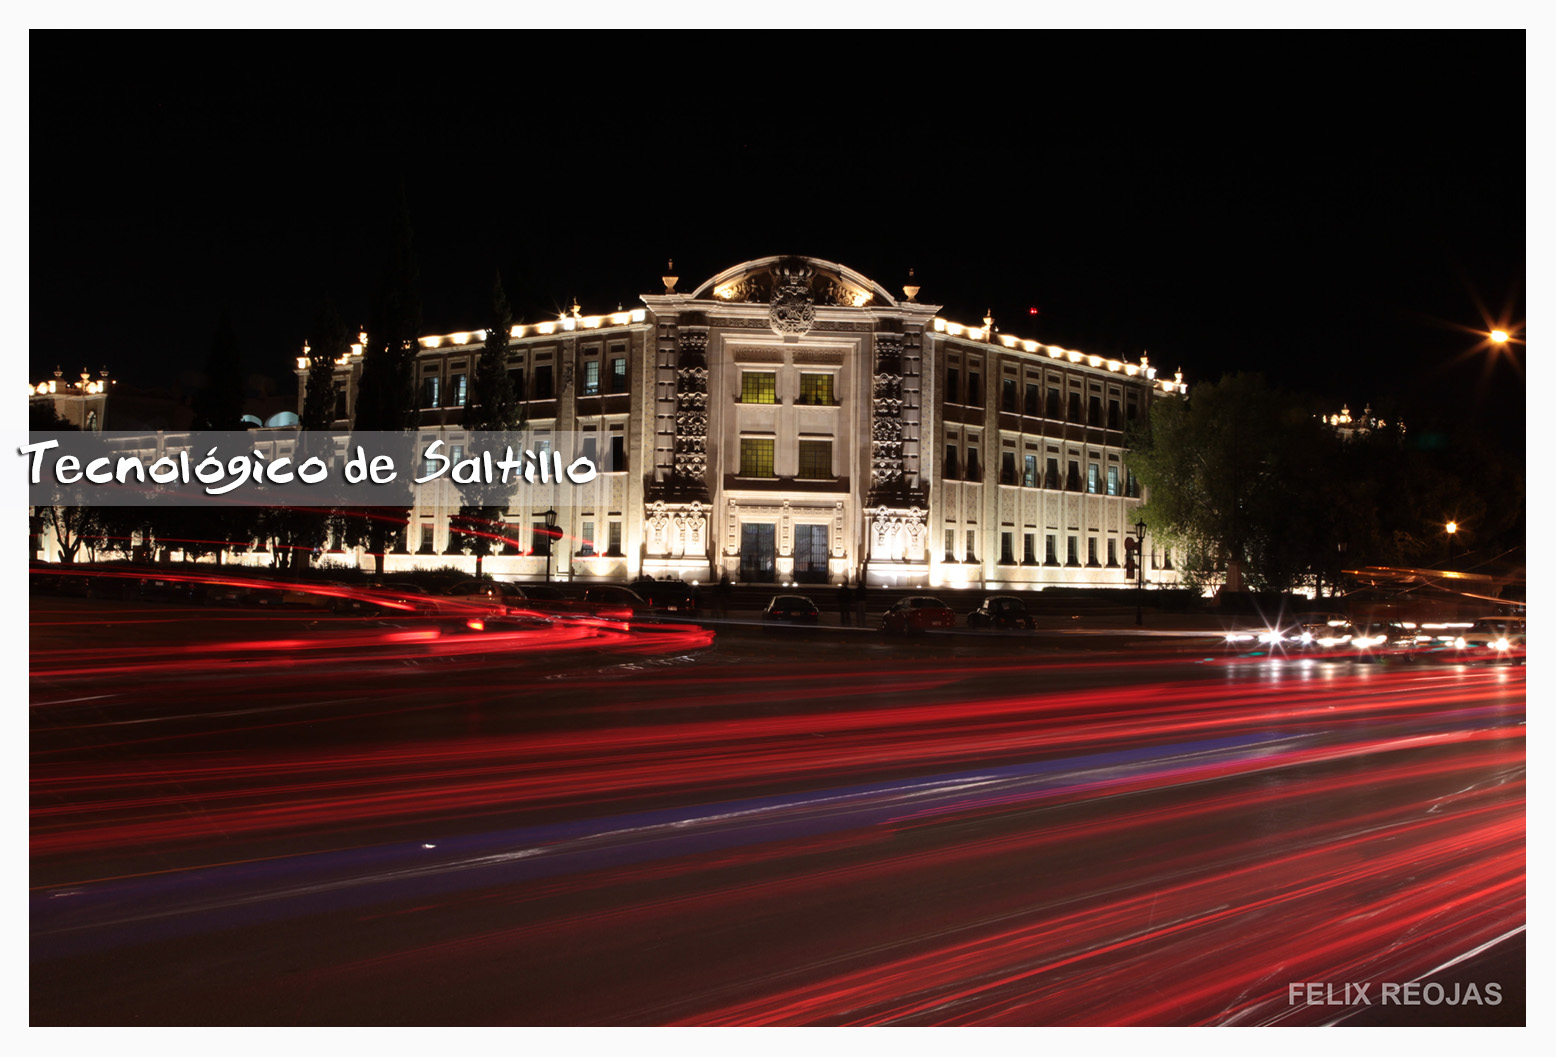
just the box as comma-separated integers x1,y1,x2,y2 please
190,311,247,430
454,273,526,578
343,191,422,573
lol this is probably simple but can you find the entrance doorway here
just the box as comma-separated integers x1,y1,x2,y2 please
793,524,829,583
739,523,775,582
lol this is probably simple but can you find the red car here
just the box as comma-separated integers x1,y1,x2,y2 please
881,595,956,634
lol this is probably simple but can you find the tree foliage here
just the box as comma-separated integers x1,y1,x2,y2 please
190,311,247,430
453,273,526,577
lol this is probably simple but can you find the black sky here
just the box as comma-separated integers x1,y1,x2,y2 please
31,31,1525,445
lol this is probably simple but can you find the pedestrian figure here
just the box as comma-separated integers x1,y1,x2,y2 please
837,581,854,625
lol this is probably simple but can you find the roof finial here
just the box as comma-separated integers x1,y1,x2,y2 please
902,267,920,303
662,259,678,295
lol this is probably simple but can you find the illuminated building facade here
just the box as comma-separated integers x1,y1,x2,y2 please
293,254,1184,588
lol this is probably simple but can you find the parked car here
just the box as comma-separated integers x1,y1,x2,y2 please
632,579,700,616
881,595,956,634
762,594,820,628
967,594,1035,629
445,579,524,601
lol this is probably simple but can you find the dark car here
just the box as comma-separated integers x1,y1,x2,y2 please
881,595,956,634
632,579,700,616
445,579,524,601
967,594,1035,629
762,594,820,627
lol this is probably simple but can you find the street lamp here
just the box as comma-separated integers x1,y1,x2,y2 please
1445,520,1457,573
542,507,558,583
1132,518,1147,626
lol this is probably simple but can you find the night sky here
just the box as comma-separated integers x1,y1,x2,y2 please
31,31,1525,446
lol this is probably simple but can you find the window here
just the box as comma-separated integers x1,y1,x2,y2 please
1023,533,1037,564
1067,460,1082,491
797,440,832,479
421,376,440,409
450,444,465,465
1000,451,1017,485
1024,454,1038,488
421,445,438,477
1000,532,1015,564
945,529,956,561
1087,462,1100,494
531,521,553,558
944,443,959,480
793,524,829,582
1024,382,1039,416
609,356,627,393
740,437,776,477
946,367,959,403
1087,395,1101,426
967,371,981,405
333,385,347,421
741,372,777,403
609,434,626,472
452,373,468,407
1108,399,1122,430
418,525,435,554
1047,386,1061,419
1001,378,1017,412
582,433,597,466
607,521,623,556
1046,533,1058,565
583,360,600,396
502,521,519,555
1126,469,1139,498
798,373,834,405
1088,538,1099,566
535,365,554,399
1107,465,1119,496
579,521,595,556
1067,535,1079,566
1068,392,1082,422
1107,539,1118,567
508,367,526,401
1046,457,1060,489
966,446,981,482
965,530,977,562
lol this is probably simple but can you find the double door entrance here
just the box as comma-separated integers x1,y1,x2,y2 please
738,523,829,583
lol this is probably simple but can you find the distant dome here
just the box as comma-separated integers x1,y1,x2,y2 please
241,414,263,426
264,411,300,428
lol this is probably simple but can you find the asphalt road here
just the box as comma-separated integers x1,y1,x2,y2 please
30,597,1525,1025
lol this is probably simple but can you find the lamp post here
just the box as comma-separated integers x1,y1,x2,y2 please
542,507,558,583
1133,517,1147,626
1445,521,1457,573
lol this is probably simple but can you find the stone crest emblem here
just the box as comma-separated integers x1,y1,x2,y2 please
767,259,816,336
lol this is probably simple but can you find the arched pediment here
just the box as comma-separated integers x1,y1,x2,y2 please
690,255,899,310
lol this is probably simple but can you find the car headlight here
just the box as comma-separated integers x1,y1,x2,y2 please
1494,637,1510,651
1454,637,1467,649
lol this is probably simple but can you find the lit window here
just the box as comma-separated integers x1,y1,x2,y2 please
422,376,440,409
583,360,600,396
741,372,777,404
1024,454,1038,488
965,530,977,562
1107,465,1119,496
610,357,627,392
739,438,775,477
798,440,832,479
580,520,595,556
1087,462,1100,494
798,373,834,405
452,374,468,407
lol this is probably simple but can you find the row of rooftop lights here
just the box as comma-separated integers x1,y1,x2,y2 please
293,302,1187,395
30,367,111,397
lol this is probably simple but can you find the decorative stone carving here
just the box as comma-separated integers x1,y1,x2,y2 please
768,258,817,336
670,331,711,495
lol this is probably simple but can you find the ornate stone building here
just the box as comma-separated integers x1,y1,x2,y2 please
297,255,1185,588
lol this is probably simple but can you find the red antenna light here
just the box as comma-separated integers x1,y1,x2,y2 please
1028,306,1040,316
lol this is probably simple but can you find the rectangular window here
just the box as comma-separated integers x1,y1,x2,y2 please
1107,465,1119,496
582,433,597,466
1068,392,1082,422
535,365,554,399
1067,460,1081,491
1000,531,1014,564
531,522,553,558
508,367,526,402
1024,454,1038,488
610,356,627,393
421,445,438,477
798,373,834,405
421,376,440,409
1088,537,1099,566
967,372,981,405
946,367,960,403
450,444,465,465
966,446,981,482
1107,539,1118,567
1047,386,1061,419
1108,399,1122,430
419,525,435,554
797,440,833,479
966,530,977,561
1046,457,1060,489
739,437,776,477
1023,532,1036,564
1000,451,1017,485
1001,378,1017,412
1045,533,1058,565
944,443,959,480
1025,382,1040,416
452,374,468,407
583,360,600,396
579,521,595,556
1067,536,1079,566
1088,395,1102,426
609,434,626,471
607,520,623,556
1087,462,1100,494
1126,469,1139,498
741,371,777,403
945,529,956,560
